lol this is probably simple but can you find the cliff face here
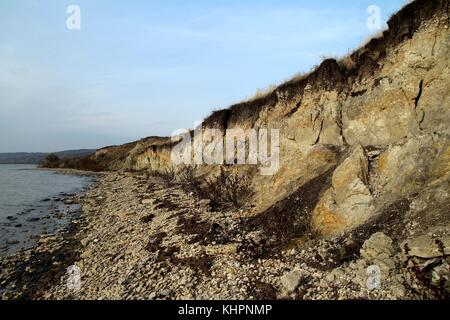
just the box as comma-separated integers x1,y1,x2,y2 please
77,0,449,237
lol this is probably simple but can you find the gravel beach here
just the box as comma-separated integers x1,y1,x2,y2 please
1,171,448,300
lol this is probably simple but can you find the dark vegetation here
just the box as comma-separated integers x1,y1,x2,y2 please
243,168,335,256
42,154,61,168
154,167,177,187
155,166,253,211
177,216,234,245
41,154,104,172
146,232,213,276
200,168,254,211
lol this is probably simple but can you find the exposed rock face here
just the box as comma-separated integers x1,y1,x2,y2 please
59,0,449,237
373,135,449,197
312,146,374,235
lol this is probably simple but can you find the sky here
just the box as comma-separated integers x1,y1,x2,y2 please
0,0,408,152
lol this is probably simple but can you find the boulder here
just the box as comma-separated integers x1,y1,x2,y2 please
360,232,396,273
312,145,374,235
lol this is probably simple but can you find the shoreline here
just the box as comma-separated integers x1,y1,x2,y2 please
37,167,107,178
2,171,447,300
0,166,99,257
0,168,101,299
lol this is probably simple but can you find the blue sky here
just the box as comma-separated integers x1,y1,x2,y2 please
0,0,407,152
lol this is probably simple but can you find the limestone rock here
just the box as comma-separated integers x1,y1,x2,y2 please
280,269,307,294
431,260,450,293
312,145,374,235
205,244,238,256
373,135,449,197
360,232,396,273
403,234,450,259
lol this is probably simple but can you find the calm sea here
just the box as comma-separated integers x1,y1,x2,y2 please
0,164,93,256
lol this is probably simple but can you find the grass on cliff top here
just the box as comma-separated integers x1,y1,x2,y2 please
233,22,390,106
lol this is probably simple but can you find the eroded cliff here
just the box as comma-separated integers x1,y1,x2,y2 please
65,0,449,237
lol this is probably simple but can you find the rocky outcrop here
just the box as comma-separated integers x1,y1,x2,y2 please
312,146,374,235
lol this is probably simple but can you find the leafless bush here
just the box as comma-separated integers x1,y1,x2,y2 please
204,168,253,210
177,166,204,196
157,166,254,211
157,167,176,187
177,167,253,211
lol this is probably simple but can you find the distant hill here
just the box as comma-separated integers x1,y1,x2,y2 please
0,149,96,164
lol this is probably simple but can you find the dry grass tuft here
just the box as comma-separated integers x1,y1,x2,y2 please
240,84,277,104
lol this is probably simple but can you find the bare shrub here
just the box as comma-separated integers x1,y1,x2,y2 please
177,166,204,196
156,167,177,187
181,167,253,211
206,168,253,210
157,166,254,211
